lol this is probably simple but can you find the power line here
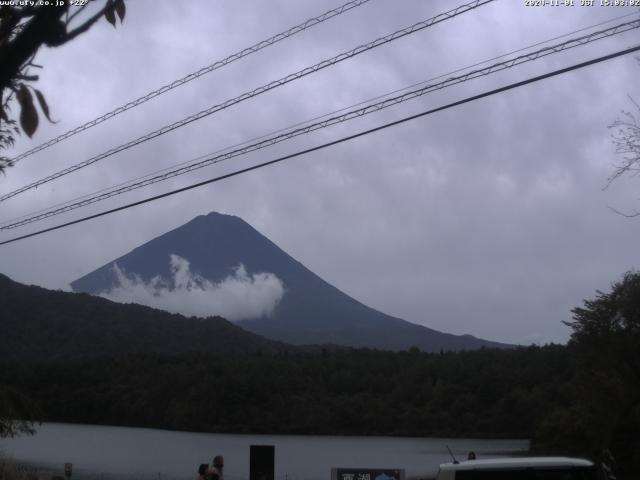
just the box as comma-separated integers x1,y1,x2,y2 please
0,0,495,204
5,9,633,230
7,0,374,165
2,43,638,246
350,10,640,116
4,18,637,229
3,18,638,231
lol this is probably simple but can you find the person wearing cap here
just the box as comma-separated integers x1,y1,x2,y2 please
207,455,224,480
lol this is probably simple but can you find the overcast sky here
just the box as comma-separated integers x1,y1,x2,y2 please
1,0,639,345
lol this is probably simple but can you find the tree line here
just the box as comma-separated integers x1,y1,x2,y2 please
1,271,638,476
0,345,573,439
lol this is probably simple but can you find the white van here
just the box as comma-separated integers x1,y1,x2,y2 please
435,457,597,480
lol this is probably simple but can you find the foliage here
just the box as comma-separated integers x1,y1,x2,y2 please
0,346,574,439
0,0,126,174
0,273,574,440
0,273,288,362
0,271,283,439
0,385,39,439
609,96,640,189
608,60,640,216
568,271,640,352
533,271,640,476
3,270,639,473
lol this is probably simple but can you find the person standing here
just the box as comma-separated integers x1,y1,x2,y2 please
207,455,224,480
197,464,208,480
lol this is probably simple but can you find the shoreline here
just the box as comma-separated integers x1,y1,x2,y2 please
21,421,533,443
0,425,531,480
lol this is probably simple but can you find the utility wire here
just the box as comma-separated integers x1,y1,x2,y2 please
2,18,638,231
7,0,374,165
3,8,635,234
0,0,494,204
3,18,636,229
4,9,634,230
2,44,638,246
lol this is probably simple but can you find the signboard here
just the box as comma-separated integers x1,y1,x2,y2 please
64,463,73,477
250,445,275,480
332,468,405,480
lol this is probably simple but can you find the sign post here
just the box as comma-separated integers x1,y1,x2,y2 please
250,445,275,480
64,463,72,480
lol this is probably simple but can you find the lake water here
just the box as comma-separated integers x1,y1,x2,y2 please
0,423,529,480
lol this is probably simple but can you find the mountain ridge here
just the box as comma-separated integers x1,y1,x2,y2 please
0,272,289,362
71,211,510,351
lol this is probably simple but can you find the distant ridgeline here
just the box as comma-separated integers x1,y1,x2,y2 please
0,273,569,441
70,211,510,352
0,273,288,362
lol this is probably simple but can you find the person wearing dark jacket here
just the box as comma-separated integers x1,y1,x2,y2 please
197,464,208,480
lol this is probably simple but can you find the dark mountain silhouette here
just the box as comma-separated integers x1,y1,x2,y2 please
0,273,287,362
71,212,508,351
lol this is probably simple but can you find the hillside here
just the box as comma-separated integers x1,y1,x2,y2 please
71,212,509,352
0,345,571,437
0,273,288,362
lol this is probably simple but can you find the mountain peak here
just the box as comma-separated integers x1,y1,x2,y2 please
194,211,242,224
206,211,237,219
71,213,509,352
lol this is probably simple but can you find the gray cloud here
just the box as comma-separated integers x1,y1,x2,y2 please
1,0,640,344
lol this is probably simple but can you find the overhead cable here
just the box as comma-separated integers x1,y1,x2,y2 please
7,0,375,165
0,0,495,204
2,43,639,246
2,18,638,231
3,9,635,231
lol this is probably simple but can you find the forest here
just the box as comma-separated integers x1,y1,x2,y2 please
0,345,571,438
1,272,638,477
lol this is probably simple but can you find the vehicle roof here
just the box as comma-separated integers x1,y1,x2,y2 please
438,457,594,471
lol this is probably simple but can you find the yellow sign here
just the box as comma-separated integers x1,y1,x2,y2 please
64,463,72,477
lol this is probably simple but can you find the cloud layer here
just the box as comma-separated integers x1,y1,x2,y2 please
1,1,640,344
100,254,285,321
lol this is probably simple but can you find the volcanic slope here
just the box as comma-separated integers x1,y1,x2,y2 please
71,212,508,351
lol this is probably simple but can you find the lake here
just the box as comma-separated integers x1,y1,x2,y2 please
0,423,529,480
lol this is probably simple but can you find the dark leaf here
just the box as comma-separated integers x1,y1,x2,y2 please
0,106,8,123
34,89,56,123
0,6,11,22
115,0,125,22
43,20,67,47
16,84,38,138
104,3,116,27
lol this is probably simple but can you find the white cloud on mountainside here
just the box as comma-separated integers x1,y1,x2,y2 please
100,254,285,321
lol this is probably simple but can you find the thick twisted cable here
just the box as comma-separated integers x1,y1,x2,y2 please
3,44,640,246
2,11,636,229
0,0,494,204
4,17,637,231
8,0,374,165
